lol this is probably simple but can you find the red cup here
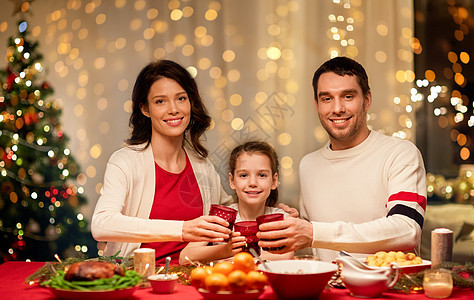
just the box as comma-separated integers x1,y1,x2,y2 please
256,213,284,226
256,213,285,251
234,221,260,256
209,204,238,231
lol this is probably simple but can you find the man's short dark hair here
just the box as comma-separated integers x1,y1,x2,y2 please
312,56,370,99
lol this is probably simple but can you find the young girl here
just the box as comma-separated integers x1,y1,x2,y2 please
179,141,294,264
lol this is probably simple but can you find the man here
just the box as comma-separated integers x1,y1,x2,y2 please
257,57,427,262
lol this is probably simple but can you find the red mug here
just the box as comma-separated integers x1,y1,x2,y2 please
256,213,285,251
234,221,260,255
209,204,237,242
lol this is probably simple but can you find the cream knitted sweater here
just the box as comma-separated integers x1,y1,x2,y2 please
299,131,427,262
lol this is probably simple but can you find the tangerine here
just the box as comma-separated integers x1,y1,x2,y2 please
190,266,213,288
205,272,229,292
233,252,255,273
227,270,248,292
213,261,234,276
246,270,267,290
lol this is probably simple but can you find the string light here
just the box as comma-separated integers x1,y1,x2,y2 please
391,2,473,162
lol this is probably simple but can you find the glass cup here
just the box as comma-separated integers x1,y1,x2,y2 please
209,204,238,230
209,204,237,242
256,213,285,251
234,221,261,256
423,269,453,299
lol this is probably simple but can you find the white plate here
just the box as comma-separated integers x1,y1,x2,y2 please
361,259,431,274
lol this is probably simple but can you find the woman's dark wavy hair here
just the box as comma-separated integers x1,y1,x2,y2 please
127,60,211,157
312,56,371,100
228,141,279,207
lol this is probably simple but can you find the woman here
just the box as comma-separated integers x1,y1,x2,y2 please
91,60,232,263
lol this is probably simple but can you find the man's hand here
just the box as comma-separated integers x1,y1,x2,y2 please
256,217,313,253
182,216,231,242
277,203,299,218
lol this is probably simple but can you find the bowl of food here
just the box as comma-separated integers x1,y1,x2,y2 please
258,260,337,299
148,274,178,294
365,251,431,274
190,252,268,300
197,288,264,300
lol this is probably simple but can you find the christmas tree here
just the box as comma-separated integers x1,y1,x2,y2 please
0,19,97,262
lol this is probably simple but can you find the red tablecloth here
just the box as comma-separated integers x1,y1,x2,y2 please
1,261,472,300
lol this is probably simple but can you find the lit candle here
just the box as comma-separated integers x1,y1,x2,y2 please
134,248,156,277
431,228,453,268
423,269,453,299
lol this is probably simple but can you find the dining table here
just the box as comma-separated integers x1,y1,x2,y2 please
1,261,472,300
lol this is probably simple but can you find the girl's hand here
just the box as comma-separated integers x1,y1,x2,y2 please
182,216,231,242
228,232,246,255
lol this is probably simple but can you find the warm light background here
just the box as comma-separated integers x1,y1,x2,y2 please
0,0,416,218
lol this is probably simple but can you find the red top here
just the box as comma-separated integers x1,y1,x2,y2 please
141,154,203,265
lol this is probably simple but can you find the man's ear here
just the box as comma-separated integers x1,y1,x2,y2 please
364,91,372,111
140,103,150,118
314,98,319,113
229,173,236,190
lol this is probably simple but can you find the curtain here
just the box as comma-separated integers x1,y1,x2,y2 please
0,0,414,214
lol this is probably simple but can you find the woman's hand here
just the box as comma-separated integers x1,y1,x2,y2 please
182,216,232,242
